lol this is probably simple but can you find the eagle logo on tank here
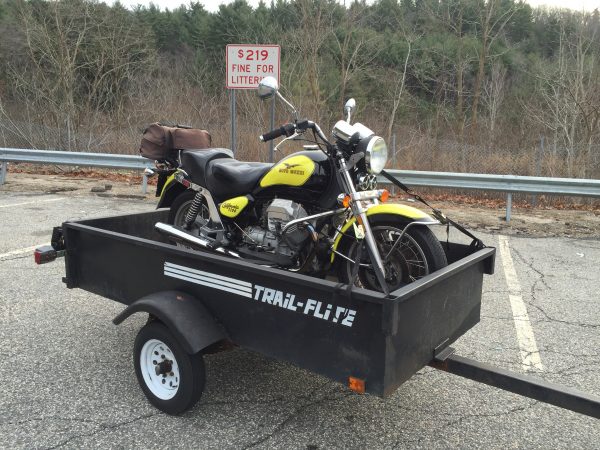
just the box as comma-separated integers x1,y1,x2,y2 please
259,155,315,188
279,162,304,175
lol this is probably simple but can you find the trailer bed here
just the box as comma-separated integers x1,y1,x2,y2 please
61,209,495,397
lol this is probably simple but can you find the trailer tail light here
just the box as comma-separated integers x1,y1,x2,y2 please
34,245,58,264
348,376,365,394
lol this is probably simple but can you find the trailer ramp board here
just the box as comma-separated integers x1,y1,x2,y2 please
61,209,495,397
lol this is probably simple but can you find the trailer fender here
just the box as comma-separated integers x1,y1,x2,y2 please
113,290,226,354
330,204,438,263
156,174,186,209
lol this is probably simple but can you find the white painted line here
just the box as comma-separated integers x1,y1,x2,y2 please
498,235,544,372
0,244,46,260
0,197,63,209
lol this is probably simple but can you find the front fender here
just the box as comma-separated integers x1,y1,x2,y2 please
330,203,438,263
113,290,227,354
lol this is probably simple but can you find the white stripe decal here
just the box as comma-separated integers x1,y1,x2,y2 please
165,262,251,289
164,266,252,294
163,261,358,328
164,271,252,298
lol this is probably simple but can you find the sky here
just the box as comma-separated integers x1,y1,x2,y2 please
116,0,600,13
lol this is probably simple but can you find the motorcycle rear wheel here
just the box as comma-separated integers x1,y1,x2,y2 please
337,219,447,292
168,190,210,230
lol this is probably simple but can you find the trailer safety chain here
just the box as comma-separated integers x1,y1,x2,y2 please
380,170,485,250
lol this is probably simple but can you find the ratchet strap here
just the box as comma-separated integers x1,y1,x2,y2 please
380,170,485,250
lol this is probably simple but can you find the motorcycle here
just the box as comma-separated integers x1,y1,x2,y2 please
150,76,447,294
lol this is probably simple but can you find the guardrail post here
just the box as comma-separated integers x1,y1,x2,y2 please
141,174,148,194
0,162,7,185
506,193,512,222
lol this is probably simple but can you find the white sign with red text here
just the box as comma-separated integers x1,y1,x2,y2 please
226,44,280,89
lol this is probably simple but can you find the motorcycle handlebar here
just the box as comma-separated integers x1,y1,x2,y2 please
259,123,296,142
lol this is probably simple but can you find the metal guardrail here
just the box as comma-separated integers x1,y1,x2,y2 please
0,148,153,193
1,148,599,220
380,170,600,221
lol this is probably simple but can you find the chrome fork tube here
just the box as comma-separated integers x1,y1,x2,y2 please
338,158,389,294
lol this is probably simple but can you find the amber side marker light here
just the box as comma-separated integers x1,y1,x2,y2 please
348,376,365,394
379,189,390,203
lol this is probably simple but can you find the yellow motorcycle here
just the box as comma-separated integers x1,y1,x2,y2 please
150,77,447,293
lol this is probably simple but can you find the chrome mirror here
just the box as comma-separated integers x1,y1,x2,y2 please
344,98,356,123
257,76,279,100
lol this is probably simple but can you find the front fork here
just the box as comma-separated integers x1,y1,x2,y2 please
338,159,389,294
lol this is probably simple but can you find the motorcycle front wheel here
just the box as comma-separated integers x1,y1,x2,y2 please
337,218,447,292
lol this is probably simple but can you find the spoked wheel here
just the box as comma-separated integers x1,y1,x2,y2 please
337,219,447,292
168,190,210,231
134,321,205,415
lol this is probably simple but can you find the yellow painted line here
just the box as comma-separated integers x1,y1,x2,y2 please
498,235,544,372
0,197,63,209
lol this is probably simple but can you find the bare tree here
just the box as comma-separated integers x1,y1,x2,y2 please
330,3,381,110
524,13,600,176
6,0,154,151
387,36,413,143
470,0,518,127
481,61,507,138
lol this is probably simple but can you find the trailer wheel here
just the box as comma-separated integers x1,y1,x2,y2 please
134,321,205,415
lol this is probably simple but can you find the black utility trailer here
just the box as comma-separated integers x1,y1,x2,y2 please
37,209,600,418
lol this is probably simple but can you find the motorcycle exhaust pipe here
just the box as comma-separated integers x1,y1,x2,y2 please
155,222,240,258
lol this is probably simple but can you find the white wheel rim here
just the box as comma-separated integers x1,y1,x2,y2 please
140,339,180,400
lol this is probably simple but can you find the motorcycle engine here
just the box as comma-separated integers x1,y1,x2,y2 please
243,199,310,257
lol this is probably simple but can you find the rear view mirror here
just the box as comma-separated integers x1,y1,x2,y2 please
257,76,279,100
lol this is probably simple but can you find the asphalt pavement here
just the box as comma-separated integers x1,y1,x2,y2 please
0,187,598,449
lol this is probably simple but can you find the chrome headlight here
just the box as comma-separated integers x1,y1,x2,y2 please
364,136,388,174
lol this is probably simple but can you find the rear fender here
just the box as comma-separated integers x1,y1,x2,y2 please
330,203,439,263
157,174,186,209
113,290,227,354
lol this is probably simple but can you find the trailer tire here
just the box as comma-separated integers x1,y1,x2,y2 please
134,321,205,415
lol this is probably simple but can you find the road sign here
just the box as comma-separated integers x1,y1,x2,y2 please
226,44,280,89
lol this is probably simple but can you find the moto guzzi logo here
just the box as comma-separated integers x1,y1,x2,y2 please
278,162,305,176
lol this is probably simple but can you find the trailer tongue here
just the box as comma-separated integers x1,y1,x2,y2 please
35,209,600,418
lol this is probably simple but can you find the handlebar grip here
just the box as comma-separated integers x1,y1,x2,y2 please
260,123,295,142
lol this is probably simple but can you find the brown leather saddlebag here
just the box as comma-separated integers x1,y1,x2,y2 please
139,123,212,160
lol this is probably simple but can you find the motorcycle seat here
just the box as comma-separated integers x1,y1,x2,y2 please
207,159,272,200
181,148,233,187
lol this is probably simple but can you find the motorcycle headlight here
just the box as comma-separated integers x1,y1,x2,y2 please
364,136,388,174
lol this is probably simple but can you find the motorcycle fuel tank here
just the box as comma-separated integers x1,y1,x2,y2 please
257,150,330,193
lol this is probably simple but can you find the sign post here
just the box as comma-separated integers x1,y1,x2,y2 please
226,44,280,159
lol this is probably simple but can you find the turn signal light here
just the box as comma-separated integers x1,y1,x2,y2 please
342,195,351,208
348,376,365,394
379,189,390,203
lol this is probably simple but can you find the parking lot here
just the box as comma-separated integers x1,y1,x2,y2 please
1,185,599,449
